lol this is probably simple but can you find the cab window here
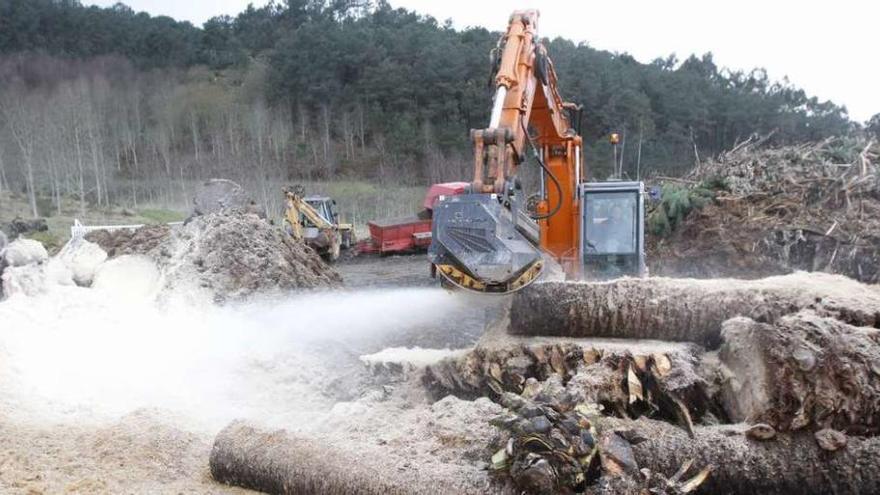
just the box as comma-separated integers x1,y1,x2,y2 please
584,192,637,255
302,199,332,227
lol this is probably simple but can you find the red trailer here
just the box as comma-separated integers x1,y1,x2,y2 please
357,182,468,255
362,216,432,254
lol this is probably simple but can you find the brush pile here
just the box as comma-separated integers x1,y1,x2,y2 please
650,136,880,282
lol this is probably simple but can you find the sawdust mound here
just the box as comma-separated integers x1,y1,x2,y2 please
0,410,232,494
87,210,340,301
649,137,880,282
160,211,341,300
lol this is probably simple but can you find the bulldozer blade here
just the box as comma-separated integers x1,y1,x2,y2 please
429,193,544,294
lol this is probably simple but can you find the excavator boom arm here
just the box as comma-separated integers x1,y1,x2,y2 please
481,10,576,189
429,10,585,293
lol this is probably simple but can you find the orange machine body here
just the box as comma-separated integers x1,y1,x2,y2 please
430,9,646,292
471,9,584,279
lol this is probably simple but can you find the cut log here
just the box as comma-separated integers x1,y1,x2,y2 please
210,421,496,495
509,273,880,347
423,340,715,432
596,417,880,495
718,311,880,435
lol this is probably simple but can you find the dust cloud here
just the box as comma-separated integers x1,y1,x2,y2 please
0,279,470,432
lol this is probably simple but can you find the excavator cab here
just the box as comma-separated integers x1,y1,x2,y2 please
580,181,647,280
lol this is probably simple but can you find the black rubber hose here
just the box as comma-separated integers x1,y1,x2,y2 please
520,118,563,221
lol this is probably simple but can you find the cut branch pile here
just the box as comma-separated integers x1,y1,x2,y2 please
486,394,712,495
424,340,714,441
690,135,878,205
651,136,880,282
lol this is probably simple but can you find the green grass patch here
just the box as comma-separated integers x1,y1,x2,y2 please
25,230,63,254
295,180,425,237
137,208,186,224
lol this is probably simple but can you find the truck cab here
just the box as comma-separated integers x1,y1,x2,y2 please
579,181,646,280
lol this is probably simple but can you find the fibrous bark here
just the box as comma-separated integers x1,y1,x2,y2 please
595,417,880,495
509,274,880,347
211,422,404,494
718,311,880,435
210,421,495,495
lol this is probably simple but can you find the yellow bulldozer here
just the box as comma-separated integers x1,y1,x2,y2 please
283,185,354,262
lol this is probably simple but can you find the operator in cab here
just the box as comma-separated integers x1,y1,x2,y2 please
586,198,634,254
603,203,634,253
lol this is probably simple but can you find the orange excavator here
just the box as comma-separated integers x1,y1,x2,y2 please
429,9,646,293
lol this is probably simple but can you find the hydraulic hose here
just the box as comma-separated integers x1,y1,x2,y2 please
520,118,563,221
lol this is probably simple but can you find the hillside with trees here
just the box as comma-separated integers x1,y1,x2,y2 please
0,0,867,218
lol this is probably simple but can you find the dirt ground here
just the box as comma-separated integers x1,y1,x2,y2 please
335,254,435,289
0,411,250,494
4,238,879,494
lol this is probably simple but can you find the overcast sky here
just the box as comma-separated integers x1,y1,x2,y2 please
89,0,878,122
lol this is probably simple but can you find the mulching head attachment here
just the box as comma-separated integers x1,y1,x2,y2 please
429,193,544,294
